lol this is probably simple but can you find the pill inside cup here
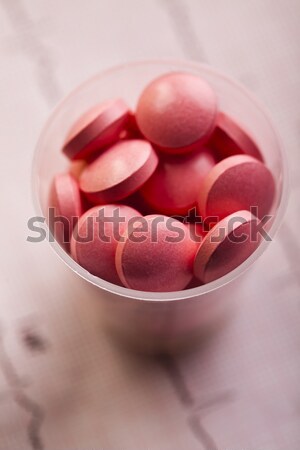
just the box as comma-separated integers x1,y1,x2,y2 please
63,98,130,161
49,173,83,250
193,210,262,284
79,139,159,204
46,70,277,292
115,215,198,292
198,155,275,221
136,72,218,153
71,204,141,285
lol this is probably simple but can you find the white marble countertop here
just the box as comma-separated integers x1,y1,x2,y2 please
0,1,299,449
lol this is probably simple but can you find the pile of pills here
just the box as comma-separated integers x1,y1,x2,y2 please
49,72,276,292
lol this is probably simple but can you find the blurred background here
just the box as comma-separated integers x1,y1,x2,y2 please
0,1,299,449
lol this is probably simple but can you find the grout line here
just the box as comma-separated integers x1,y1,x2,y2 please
0,0,63,107
161,0,208,62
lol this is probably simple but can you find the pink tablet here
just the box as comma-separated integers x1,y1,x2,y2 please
194,210,261,284
209,112,263,161
80,139,159,204
140,148,216,216
136,72,218,154
71,204,141,285
49,173,83,249
198,155,275,220
63,99,130,161
115,215,198,292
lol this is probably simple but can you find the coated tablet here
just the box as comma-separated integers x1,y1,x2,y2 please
115,215,198,292
141,148,216,216
198,155,275,220
194,210,261,283
80,139,159,204
49,173,83,249
63,99,130,161
71,204,141,285
136,72,218,154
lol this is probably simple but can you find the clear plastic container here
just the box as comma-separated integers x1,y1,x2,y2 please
32,60,289,353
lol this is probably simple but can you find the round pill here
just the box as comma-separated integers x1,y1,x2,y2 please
198,155,275,220
80,139,159,204
209,112,263,161
115,215,198,292
63,98,130,161
140,148,216,216
136,72,218,153
71,204,141,285
194,210,261,284
49,173,83,249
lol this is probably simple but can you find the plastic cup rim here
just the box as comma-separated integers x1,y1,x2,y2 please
31,58,290,302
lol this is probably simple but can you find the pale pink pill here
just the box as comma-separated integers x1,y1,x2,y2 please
136,72,218,154
115,215,198,292
140,148,216,216
198,155,275,220
49,173,83,249
209,112,263,161
80,139,159,204
63,99,130,161
194,210,261,284
71,204,141,285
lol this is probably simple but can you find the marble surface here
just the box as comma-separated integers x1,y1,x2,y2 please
0,0,299,449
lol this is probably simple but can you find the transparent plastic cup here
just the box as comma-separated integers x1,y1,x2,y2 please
32,60,288,353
